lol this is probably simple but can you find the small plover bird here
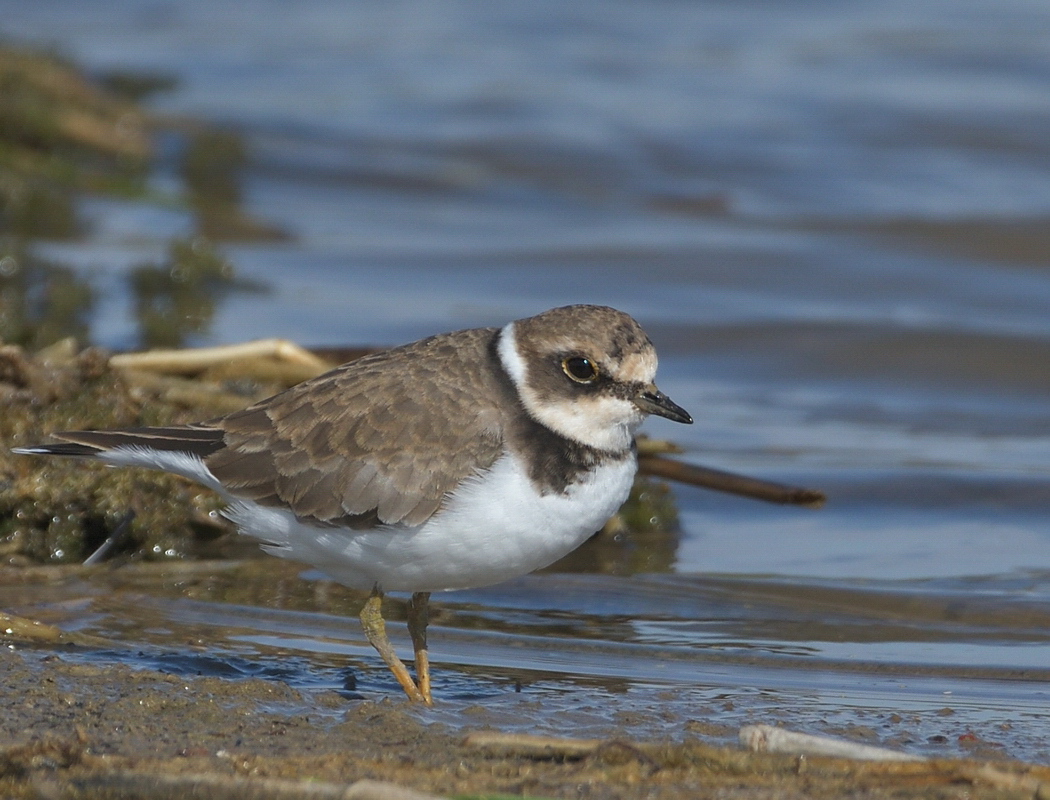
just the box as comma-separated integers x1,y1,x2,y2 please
14,304,692,704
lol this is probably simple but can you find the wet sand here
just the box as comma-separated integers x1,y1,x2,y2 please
4,642,1050,800
4,559,1050,799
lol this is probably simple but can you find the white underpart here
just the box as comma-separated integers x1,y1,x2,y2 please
229,450,636,592
97,443,637,593
498,321,647,452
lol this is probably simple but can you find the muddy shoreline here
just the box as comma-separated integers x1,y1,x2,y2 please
4,642,1050,800
4,559,1050,800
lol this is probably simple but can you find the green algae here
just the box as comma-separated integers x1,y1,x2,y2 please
0,43,151,237
97,69,179,103
0,344,232,565
0,42,280,352
182,127,288,241
0,246,94,350
619,475,680,535
129,236,268,349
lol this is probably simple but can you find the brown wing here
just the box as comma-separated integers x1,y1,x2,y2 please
205,326,509,528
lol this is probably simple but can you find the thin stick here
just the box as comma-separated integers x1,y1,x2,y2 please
83,510,136,565
740,725,923,762
638,454,826,508
109,339,331,375
462,732,603,759
34,773,446,800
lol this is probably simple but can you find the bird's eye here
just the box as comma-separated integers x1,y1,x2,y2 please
561,356,599,384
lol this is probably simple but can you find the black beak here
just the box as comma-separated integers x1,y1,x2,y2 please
633,383,693,424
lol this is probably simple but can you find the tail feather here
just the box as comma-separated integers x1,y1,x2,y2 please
13,425,226,460
12,442,104,457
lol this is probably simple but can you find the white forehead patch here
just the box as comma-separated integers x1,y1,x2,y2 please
617,348,658,385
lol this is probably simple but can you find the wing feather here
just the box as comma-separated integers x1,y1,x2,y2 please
205,326,508,528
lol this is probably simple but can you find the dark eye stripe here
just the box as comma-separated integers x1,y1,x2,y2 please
562,356,598,383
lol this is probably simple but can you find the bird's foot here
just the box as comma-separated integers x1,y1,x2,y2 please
360,587,433,705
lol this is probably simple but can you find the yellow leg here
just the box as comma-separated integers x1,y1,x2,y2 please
407,591,432,705
359,586,425,703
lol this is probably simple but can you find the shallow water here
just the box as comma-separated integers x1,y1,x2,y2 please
4,0,1050,762
6,560,1050,762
